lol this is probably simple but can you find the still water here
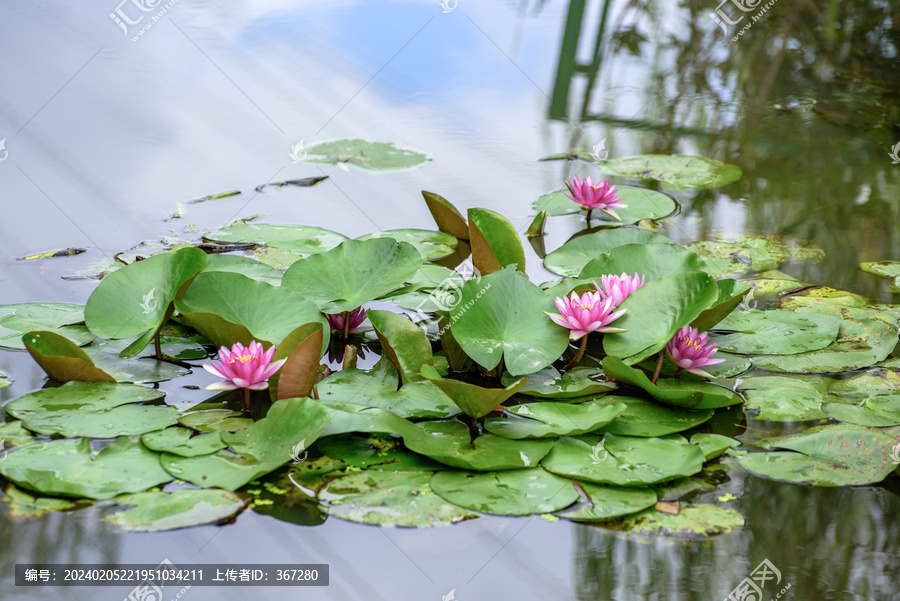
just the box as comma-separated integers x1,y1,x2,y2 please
1,0,899,599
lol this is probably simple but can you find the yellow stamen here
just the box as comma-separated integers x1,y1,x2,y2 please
680,336,704,351
230,353,254,364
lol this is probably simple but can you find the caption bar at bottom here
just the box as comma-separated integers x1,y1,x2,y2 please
15,564,329,586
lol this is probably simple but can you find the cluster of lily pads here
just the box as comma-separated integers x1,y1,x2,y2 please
1,146,899,535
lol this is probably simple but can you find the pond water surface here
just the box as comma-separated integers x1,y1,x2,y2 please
1,1,899,600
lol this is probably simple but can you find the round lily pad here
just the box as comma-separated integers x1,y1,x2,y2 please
5,381,164,420
304,139,431,172
0,437,172,500
204,254,284,286
206,223,348,256
358,229,458,261
104,489,247,532
179,409,254,433
320,470,477,527
819,400,900,427
484,400,626,439
600,155,742,189
316,434,447,471
21,404,180,438
401,420,555,471
430,468,580,516
591,395,714,437
738,423,900,486
556,482,657,521
533,186,678,223
500,366,617,399
141,428,227,457
0,302,93,350
541,434,706,487
738,375,830,421
686,234,824,276
711,310,841,355
600,503,744,537
543,229,674,277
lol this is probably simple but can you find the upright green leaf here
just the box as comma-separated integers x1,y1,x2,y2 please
467,208,526,275
84,247,210,357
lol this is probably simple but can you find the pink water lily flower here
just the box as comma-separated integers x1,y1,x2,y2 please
326,307,367,335
666,326,725,378
564,175,627,221
545,283,627,340
599,272,646,307
204,340,286,391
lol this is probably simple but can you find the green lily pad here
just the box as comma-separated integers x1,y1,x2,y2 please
602,272,721,365
84,247,209,358
430,468,580,515
206,223,348,255
422,190,469,240
827,369,900,398
543,229,674,277
0,303,94,350
268,323,323,402
738,423,900,486
402,420,555,471
104,489,247,532
484,400,626,439
21,404,179,438
81,338,192,383
600,155,742,189
819,400,900,427
245,468,327,526
601,503,744,537
859,261,900,291
318,359,459,419
358,229,458,261
368,310,433,385
162,398,331,490
602,357,739,410
421,364,526,419
690,433,740,460
204,254,284,285
175,271,329,353
156,336,207,360
710,310,841,354
23,330,116,383
141,428,227,457
686,234,824,276
738,375,831,421
592,396,714,437
0,370,9,388
3,486,79,518
282,238,422,314
449,267,570,376
320,470,477,527
637,350,751,380
0,421,36,449
580,243,712,282
0,436,172,500
690,279,753,332
541,434,706,486
556,482,658,521
500,366,617,399
316,434,447,471
532,186,678,223
5,381,165,420
750,316,898,373
304,139,430,171
467,208,527,276
179,409,254,433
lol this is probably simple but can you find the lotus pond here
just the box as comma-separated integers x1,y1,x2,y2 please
2,1,900,600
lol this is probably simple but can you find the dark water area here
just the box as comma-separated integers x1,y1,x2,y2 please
1,1,899,599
